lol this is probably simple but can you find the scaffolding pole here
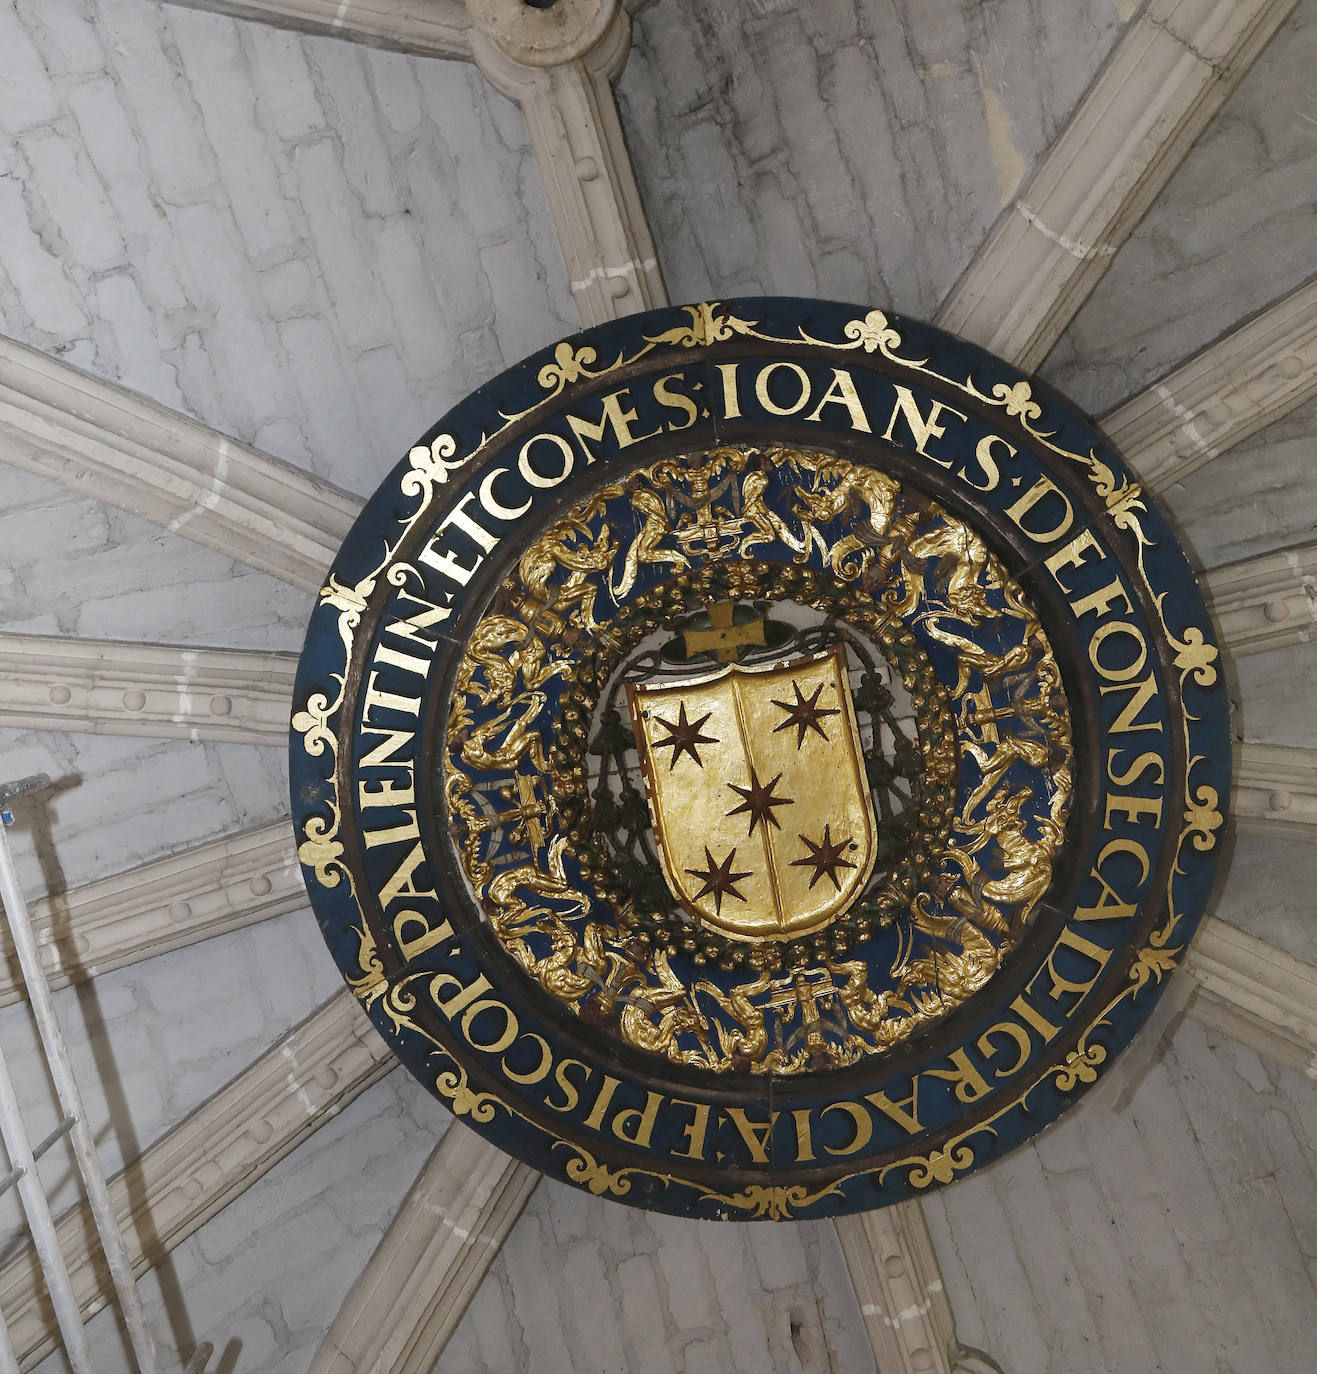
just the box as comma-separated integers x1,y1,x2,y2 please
0,775,158,1373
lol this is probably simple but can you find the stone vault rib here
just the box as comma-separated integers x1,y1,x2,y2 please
1104,276,1317,491
0,990,394,1370
0,334,362,596
306,1125,539,1374
837,1201,1004,1374
1205,543,1317,657
0,822,302,1009
161,0,473,59
1187,919,1317,1077
1234,743,1317,839
937,0,1299,371
0,635,297,746
470,0,667,328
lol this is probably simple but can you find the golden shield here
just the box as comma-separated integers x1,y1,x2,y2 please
627,646,877,941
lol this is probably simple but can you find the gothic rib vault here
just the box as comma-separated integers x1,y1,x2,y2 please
0,1,1314,1371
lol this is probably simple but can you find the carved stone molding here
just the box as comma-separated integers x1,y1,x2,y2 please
471,1,667,327
1104,276,1317,490
0,990,395,1369
0,334,361,595
937,0,1299,369
1234,743,1317,838
1187,918,1317,1077
307,1126,539,1374
1205,543,1317,657
836,1201,1003,1374
0,634,297,745
0,822,301,1009
162,0,473,59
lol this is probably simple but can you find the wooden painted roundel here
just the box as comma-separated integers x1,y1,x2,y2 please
290,298,1230,1219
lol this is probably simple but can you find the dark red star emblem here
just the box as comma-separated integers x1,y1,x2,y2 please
790,824,857,891
650,701,718,769
725,767,794,836
685,846,753,914
770,679,841,748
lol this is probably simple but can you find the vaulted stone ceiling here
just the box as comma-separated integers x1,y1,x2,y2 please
0,1,1314,1372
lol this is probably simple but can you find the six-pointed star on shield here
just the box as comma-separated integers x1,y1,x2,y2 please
627,646,878,941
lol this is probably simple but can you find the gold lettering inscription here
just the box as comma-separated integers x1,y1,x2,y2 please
716,363,742,418
613,1091,665,1150
882,385,966,459
754,361,812,416
478,466,532,522
518,432,576,489
961,433,1015,491
790,1108,815,1162
393,910,453,962
1004,475,1074,543
670,1099,712,1161
567,387,661,460
653,371,699,430
820,1100,872,1156
417,492,499,586
1040,926,1112,1004
724,1107,775,1163
804,368,872,431
501,1033,554,1086
865,1082,921,1135
583,1073,623,1131
548,1058,590,1114
977,1020,1032,1078
923,1047,992,1104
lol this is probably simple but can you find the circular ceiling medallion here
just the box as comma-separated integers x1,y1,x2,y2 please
290,298,1229,1220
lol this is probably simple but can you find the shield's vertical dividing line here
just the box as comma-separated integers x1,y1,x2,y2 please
729,674,785,930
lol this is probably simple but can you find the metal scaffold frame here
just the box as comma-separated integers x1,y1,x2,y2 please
0,774,160,1374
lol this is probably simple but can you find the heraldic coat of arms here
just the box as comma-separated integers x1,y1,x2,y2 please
291,299,1229,1219
629,647,877,942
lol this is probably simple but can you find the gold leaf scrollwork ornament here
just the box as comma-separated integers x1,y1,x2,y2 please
646,300,761,348
298,807,350,891
991,378,1043,421
404,432,465,497
317,572,374,624
537,340,601,393
435,1062,504,1123
347,922,386,1009
1088,457,1150,545
1053,1043,1107,1091
382,978,422,1039
699,1183,845,1221
902,1144,975,1189
842,308,904,356
553,1142,641,1197
292,691,337,761
1130,943,1181,993
1166,619,1220,687
1184,784,1224,852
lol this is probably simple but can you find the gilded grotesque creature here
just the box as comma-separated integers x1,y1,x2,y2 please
792,463,902,577
451,691,550,772
738,468,807,557
612,486,687,599
826,958,908,1039
695,969,776,1066
517,517,617,634
453,614,570,706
